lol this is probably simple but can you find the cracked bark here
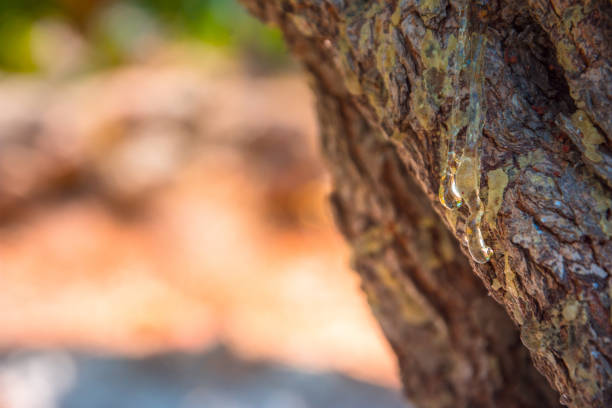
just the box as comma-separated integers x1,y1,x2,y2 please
239,1,612,407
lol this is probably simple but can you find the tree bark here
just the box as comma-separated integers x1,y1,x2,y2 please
239,1,612,407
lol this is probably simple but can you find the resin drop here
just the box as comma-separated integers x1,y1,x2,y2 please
458,32,492,264
439,0,468,210
439,1,492,263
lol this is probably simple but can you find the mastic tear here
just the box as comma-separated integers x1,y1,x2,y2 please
438,0,468,210
439,1,492,264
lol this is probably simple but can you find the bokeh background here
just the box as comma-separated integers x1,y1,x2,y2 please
0,1,405,407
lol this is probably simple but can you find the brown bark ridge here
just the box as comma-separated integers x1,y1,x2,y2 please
239,1,612,407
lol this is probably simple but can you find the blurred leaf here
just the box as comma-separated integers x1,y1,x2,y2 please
0,0,288,72
0,14,37,71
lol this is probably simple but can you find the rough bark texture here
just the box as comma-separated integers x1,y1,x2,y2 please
239,1,612,407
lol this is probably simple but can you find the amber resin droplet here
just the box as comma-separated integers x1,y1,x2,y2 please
457,33,492,264
439,1,492,263
439,0,468,210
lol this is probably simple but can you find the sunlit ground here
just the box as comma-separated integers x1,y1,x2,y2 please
0,28,403,408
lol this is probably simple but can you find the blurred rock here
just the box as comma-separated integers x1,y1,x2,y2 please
93,118,194,205
0,56,398,389
0,60,323,218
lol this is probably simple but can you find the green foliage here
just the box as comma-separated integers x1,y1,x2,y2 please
0,0,287,72
0,0,53,71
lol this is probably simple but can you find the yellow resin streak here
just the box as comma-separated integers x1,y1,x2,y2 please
438,0,468,210
439,2,492,264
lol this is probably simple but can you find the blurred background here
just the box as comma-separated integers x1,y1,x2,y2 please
0,1,405,407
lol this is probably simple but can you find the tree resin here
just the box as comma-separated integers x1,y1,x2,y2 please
439,1,492,263
438,0,468,210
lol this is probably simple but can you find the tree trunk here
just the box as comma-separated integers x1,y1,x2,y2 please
239,1,612,407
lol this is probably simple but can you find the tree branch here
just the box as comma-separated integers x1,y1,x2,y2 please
240,1,612,406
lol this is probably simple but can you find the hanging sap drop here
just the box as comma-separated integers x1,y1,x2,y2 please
456,155,493,264
439,153,463,209
438,0,492,263
466,220,493,263
438,0,468,211
456,33,493,264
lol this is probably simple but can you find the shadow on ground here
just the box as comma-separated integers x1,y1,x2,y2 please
0,346,408,408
